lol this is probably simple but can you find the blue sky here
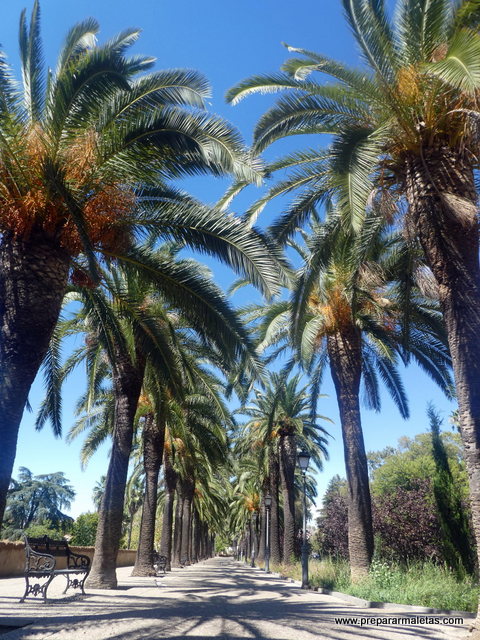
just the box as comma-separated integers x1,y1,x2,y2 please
5,0,455,518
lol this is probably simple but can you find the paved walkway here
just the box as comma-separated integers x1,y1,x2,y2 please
0,558,469,639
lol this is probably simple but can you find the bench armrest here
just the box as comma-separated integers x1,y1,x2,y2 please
67,551,91,570
24,548,56,573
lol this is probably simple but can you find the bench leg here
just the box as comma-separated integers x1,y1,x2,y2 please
63,573,88,595
20,574,54,604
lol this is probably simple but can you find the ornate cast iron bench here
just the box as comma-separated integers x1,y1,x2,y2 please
20,535,91,603
153,551,167,575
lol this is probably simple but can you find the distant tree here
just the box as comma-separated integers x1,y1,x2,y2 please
24,521,64,539
370,432,469,501
3,467,74,539
92,477,106,513
71,512,99,547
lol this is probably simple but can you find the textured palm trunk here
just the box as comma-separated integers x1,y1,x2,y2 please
199,521,205,560
179,475,194,564
327,327,373,581
192,508,200,563
0,232,69,528
172,489,183,567
257,488,267,564
132,412,166,576
86,350,145,588
268,445,281,563
404,149,480,629
279,431,296,564
159,449,177,571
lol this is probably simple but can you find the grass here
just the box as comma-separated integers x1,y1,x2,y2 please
265,557,479,613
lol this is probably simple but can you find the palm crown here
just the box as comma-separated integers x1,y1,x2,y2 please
227,0,480,232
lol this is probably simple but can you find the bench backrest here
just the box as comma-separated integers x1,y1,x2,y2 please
26,536,71,557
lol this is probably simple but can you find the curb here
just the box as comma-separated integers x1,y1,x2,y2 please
236,561,475,619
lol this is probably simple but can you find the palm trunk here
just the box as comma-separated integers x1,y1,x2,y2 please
192,508,200,563
127,504,137,549
257,489,267,564
86,350,145,588
0,232,69,528
179,475,194,564
132,412,166,576
159,448,176,571
269,445,281,564
327,327,373,580
172,489,183,567
279,430,296,564
404,149,480,629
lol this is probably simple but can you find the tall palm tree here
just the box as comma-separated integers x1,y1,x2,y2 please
245,217,452,578
0,2,284,528
227,0,480,592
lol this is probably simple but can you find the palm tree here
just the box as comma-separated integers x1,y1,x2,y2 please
227,0,480,590
236,373,330,564
124,472,144,550
92,476,106,512
0,2,284,528
245,216,452,578
131,400,166,576
170,378,232,567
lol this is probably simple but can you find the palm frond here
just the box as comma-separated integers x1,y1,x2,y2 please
19,0,45,121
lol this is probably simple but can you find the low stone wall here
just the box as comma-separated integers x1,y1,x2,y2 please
0,541,136,577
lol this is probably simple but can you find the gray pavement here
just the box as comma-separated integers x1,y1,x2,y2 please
0,558,469,639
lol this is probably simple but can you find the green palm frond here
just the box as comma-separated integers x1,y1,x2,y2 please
129,195,287,299
341,0,396,81
35,323,64,436
253,90,367,153
426,28,480,91
396,0,451,64
19,0,44,121
55,18,99,76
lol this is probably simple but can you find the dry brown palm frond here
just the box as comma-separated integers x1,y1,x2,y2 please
63,129,99,183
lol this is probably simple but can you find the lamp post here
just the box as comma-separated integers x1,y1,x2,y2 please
264,494,272,573
297,450,310,589
251,511,257,567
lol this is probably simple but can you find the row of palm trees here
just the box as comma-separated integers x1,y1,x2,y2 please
230,374,329,566
2,1,480,629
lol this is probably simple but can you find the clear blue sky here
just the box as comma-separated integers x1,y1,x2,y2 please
5,0,455,518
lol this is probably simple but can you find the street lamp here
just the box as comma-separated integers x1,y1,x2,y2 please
297,450,310,589
264,494,272,573
251,511,258,567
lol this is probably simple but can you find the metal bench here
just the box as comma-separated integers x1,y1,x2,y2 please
20,535,90,603
153,552,167,575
